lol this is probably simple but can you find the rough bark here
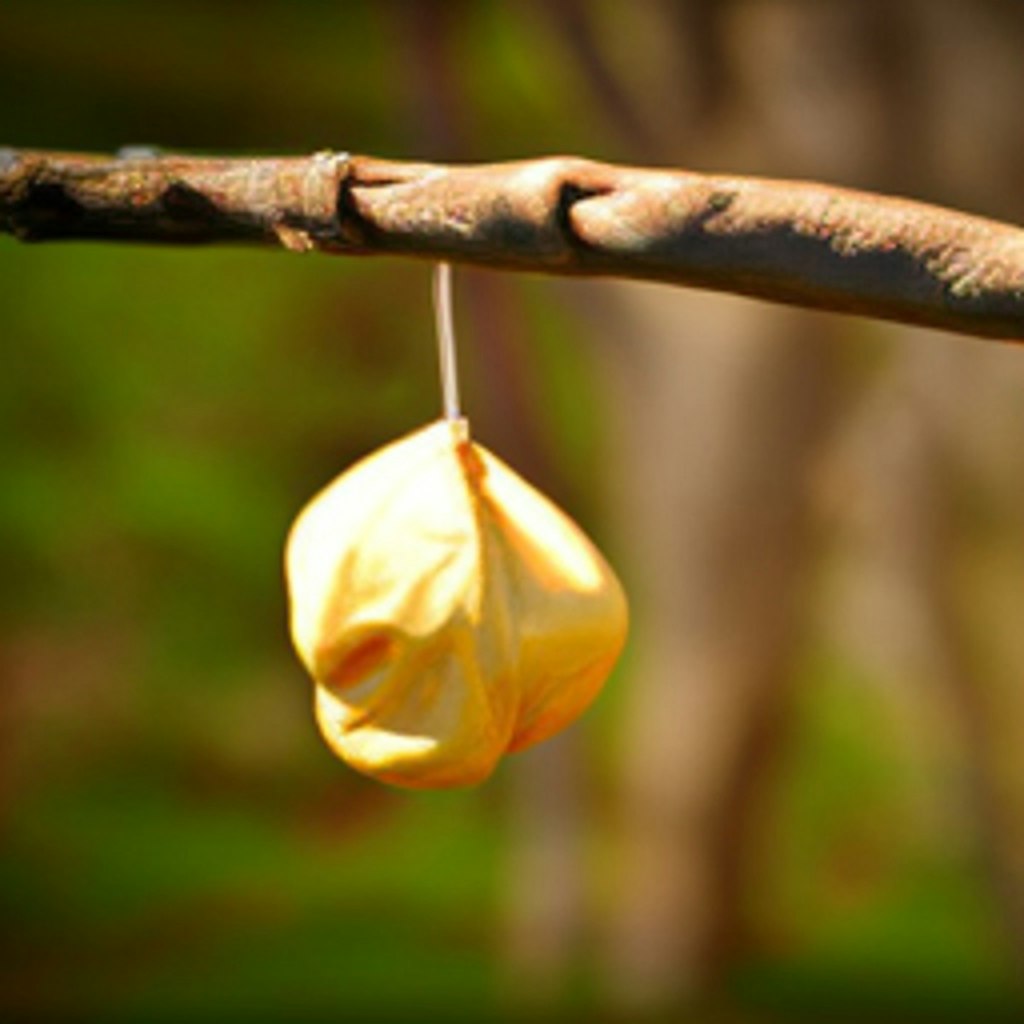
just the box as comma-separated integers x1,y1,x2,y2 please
2,148,1023,340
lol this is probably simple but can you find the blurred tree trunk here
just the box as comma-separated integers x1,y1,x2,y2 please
913,16,1024,963
826,0,1024,968
826,328,1024,963
599,290,830,1004
596,0,908,1010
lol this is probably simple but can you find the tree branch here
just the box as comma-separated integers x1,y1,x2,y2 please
2,148,1023,340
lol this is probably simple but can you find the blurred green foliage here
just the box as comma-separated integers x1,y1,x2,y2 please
2,1,1023,1021
0,5,604,1015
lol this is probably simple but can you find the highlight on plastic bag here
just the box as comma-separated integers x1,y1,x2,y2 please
285,417,628,788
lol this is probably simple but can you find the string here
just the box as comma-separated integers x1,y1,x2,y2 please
433,261,462,421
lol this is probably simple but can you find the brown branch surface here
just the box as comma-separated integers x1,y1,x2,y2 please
2,147,1023,340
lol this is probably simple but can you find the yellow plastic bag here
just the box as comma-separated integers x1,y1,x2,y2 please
285,417,628,788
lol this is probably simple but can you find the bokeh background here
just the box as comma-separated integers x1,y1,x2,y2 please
3,1,1024,1020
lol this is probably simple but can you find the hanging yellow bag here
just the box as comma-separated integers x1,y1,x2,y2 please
284,267,628,788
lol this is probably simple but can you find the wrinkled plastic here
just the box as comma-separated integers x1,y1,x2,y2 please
285,419,628,788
